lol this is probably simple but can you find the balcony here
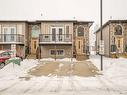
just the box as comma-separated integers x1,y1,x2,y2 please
0,34,24,44
39,34,72,44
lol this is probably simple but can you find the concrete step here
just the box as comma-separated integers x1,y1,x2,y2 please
76,54,89,61
26,54,36,59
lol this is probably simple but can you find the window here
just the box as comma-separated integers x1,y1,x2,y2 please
11,28,15,41
50,49,64,56
77,26,84,37
66,26,69,38
44,35,49,38
52,28,56,41
51,50,56,55
114,37,115,44
1,52,10,57
34,41,36,49
57,50,64,55
11,28,15,34
118,40,120,48
78,41,80,49
4,28,8,33
111,45,117,52
114,25,122,35
58,28,63,41
31,25,40,38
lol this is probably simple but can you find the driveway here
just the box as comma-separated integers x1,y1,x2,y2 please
28,61,100,77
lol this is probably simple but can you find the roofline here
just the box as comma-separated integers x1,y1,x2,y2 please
0,20,94,26
0,20,28,23
37,20,94,23
37,20,77,22
95,20,127,33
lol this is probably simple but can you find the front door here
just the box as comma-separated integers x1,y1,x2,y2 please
31,38,38,54
116,37,123,53
76,38,84,54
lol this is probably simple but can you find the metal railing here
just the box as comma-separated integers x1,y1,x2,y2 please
0,34,24,43
39,34,72,43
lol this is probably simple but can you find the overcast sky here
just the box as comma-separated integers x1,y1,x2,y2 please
0,0,127,25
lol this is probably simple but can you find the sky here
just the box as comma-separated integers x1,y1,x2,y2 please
0,0,127,26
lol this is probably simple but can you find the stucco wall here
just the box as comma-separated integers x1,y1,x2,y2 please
0,22,26,35
40,45,72,58
96,25,110,57
41,22,73,34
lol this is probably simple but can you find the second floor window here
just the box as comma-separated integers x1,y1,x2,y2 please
10,28,16,41
66,26,69,38
77,26,84,37
114,25,122,35
31,25,40,38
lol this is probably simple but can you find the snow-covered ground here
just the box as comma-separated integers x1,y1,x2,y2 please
0,56,127,95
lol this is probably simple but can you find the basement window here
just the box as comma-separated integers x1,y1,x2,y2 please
50,49,64,56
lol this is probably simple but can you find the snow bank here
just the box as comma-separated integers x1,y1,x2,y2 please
0,59,38,79
89,55,127,71
89,55,127,86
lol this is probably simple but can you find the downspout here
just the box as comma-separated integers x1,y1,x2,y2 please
71,23,74,61
109,22,111,57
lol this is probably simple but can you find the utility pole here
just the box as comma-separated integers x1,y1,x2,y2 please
100,0,103,70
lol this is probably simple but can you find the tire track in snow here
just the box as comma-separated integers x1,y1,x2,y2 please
22,81,38,94
0,80,20,93
73,77,89,92
55,77,63,93
37,76,54,92
96,76,124,95
68,76,77,95
98,76,127,95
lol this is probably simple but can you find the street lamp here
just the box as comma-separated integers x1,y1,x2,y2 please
100,0,103,70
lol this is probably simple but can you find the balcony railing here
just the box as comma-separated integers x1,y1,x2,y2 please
39,34,72,44
0,34,24,44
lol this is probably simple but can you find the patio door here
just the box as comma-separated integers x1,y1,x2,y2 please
3,27,16,42
51,27,64,42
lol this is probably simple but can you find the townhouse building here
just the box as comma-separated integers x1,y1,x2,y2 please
0,20,93,60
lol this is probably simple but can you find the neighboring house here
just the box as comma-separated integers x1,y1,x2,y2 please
95,20,127,57
0,20,93,60
0,21,29,58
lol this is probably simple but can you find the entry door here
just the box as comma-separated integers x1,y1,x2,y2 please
76,38,84,54
116,38,123,53
31,39,38,54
